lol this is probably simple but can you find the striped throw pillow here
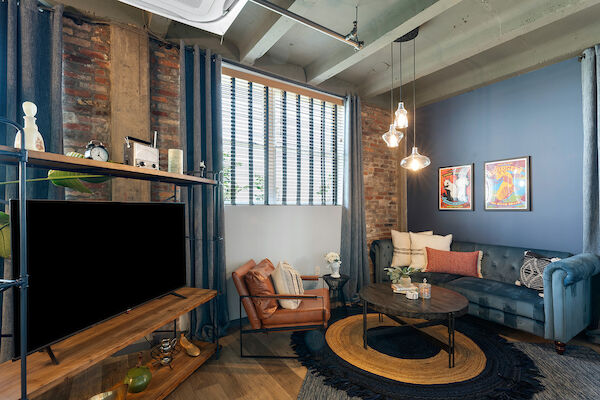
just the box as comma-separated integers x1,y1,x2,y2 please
391,230,433,267
271,261,304,309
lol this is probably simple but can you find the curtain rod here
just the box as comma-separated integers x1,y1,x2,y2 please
222,59,345,101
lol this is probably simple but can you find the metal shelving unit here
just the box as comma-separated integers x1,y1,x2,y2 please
0,118,219,399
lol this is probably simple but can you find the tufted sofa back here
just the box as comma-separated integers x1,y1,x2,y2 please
370,238,572,284
451,241,571,284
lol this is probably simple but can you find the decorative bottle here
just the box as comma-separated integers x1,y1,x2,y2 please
14,101,45,151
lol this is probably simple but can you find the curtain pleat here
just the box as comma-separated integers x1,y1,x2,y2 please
340,95,370,301
582,45,600,342
180,43,229,338
0,0,63,361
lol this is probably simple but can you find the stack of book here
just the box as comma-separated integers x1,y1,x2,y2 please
391,283,418,294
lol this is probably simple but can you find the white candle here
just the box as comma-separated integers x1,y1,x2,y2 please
168,149,184,174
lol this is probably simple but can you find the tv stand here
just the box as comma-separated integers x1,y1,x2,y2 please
168,291,188,299
45,346,59,365
0,287,217,400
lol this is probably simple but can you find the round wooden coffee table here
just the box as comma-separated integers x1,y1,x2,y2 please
359,283,468,368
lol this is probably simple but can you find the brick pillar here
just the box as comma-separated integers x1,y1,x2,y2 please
361,102,402,278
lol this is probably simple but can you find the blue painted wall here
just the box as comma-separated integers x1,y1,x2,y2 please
407,58,583,254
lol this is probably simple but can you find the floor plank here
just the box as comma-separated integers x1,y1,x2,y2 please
31,314,600,400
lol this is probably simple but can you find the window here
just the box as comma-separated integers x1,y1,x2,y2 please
222,69,344,205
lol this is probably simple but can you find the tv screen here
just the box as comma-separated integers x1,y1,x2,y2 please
11,200,187,357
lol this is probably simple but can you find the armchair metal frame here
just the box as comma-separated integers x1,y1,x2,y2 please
239,276,328,359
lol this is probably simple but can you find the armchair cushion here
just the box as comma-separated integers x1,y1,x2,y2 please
262,288,330,329
232,260,262,330
244,258,278,320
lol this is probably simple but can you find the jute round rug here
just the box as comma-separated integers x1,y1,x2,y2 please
292,309,543,400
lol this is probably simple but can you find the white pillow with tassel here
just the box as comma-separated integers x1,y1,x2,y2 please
271,261,304,309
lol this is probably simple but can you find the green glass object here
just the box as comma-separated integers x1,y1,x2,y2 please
0,212,10,259
124,365,152,393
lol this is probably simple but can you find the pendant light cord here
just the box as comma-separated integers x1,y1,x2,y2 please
399,40,402,105
413,37,416,146
390,43,394,120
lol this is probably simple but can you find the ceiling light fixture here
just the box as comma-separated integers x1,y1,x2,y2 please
382,43,403,148
118,0,246,35
401,30,431,171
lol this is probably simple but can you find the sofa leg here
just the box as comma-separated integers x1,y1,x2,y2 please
554,341,566,355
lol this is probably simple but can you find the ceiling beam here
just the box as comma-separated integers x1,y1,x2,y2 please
237,0,300,64
415,5,600,107
146,12,172,39
360,0,600,98
305,0,462,85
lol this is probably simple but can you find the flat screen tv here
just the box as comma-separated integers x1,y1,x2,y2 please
11,200,187,357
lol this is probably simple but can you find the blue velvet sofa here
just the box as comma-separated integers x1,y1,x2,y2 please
370,239,600,353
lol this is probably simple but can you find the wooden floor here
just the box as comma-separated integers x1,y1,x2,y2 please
165,329,306,400
33,317,600,400
166,320,600,400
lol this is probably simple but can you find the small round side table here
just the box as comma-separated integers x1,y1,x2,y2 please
323,274,350,316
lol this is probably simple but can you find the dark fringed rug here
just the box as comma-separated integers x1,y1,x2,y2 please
291,308,545,400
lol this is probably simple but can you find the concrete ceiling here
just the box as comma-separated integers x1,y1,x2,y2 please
48,0,600,107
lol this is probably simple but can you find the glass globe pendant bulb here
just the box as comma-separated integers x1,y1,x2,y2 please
401,146,431,171
382,124,404,148
394,102,408,129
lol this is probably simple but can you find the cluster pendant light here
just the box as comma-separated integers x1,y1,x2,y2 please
381,43,403,148
400,34,430,171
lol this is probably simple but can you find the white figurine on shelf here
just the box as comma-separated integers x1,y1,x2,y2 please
14,101,45,152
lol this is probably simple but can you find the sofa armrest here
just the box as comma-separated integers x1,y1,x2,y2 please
301,275,320,281
543,253,600,287
543,253,600,342
370,238,393,283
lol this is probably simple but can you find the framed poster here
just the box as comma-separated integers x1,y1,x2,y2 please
484,156,530,211
439,164,473,210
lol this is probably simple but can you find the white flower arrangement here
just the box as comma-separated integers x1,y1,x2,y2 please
325,252,341,264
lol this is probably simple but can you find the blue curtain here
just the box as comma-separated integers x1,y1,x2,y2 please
582,45,600,343
179,42,229,338
340,95,370,301
0,0,63,361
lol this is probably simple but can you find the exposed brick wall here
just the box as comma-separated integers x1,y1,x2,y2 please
362,102,399,275
62,17,111,200
149,39,181,202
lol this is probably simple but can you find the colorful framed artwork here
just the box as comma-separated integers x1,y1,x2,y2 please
438,164,474,210
484,156,531,211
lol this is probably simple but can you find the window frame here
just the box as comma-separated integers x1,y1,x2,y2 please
222,65,345,206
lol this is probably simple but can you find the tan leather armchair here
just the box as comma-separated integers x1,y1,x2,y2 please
232,259,331,358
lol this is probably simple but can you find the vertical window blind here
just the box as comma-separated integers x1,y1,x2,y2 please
222,73,344,205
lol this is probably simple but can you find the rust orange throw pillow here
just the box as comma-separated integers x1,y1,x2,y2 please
244,258,278,319
425,247,483,278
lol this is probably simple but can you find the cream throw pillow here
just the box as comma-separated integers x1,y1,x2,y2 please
271,261,304,309
409,232,453,270
391,230,433,267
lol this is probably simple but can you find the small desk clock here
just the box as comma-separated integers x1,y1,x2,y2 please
84,140,109,162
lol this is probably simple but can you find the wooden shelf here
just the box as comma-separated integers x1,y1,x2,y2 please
0,145,217,186
124,341,216,400
0,287,216,400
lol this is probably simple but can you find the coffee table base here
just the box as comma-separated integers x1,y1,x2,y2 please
363,300,456,368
